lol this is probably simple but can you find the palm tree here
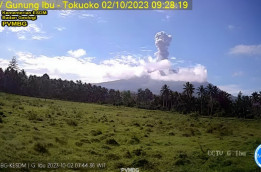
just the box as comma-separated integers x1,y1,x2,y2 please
206,84,214,116
182,82,195,113
160,84,170,108
183,82,195,99
197,85,205,115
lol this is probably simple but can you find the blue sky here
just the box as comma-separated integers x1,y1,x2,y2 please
0,0,261,95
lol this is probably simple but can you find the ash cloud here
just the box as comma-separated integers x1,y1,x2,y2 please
154,31,172,61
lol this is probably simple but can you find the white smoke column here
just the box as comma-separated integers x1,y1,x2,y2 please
154,31,172,61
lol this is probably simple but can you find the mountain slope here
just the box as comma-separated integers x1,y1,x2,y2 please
94,76,209,94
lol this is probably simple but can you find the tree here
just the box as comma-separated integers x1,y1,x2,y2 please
121,90,135,107
183,82,195,99
8,56,19,71
0,68,4,91
182,82,195,113
197,85,205,115
160,84,170,108
137,88,153,108
206,84,214,116
251,92,261,118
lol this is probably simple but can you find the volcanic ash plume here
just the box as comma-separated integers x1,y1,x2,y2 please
154,31,172,61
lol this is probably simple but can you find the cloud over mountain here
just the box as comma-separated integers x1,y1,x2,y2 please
0,31,207,83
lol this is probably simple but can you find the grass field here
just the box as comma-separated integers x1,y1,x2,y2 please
0,92,260,172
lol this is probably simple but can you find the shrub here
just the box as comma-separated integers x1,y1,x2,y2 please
106,138,119,146
132,148,146,156
55,137,67,145
182,127,201,137
206,123,233,136
114,162,126,168
80,139,91,144
101,145,111,150
90,129,102,136
66,119,78,126
128,136,140,145
34,143,48,154
169,132,175,136
75,142,83,147
123,150,132,158
175,159,191,166
152,153,162,159
106,153,120,160
174,151,191,166
28,113,38,121
132,158,149,168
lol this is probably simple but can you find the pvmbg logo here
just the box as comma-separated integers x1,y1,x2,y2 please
255,145,261,168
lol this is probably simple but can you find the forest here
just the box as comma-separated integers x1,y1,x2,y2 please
0,57,260,119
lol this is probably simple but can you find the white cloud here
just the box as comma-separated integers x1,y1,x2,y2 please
162,15,171,22
7,23,50,40
55,26,66,31
4,50,207,84
229,44,261,56
228,25,235,30
32,35,50,40
17,34,26,40
0,27,4,32
232,71,244,77
0,59,9,69
140,47,152,52
218,84,252,96
67,49,86,58
9,23,41,33
80,13,95,18
59,10,74,17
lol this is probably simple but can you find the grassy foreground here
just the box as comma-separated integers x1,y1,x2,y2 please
0,92,260,172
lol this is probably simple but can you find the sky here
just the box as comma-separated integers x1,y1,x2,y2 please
0,0,261,96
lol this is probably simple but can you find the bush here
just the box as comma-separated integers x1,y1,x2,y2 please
106,153,120,160
34,143,48,154
27,113,38,121
132,148,146,156
206,123,233,136
114,162,126,168
128,136,140,145
174,151,191,166
132,158,149,168
169,132,175,136
90,129,102,136
66,119,78,126
175,158,191,166
123,150,132,158
106,138,119,146
182,127,201,137
75,142,83,147
55,137,67,145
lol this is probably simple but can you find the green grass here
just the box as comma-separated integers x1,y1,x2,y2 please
0,92,260,171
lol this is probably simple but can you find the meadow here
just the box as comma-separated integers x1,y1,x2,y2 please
0,92,260,172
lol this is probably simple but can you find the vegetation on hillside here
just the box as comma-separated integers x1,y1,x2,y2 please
0,57,260,119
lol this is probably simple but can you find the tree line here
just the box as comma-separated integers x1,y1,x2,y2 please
0,57,260,119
